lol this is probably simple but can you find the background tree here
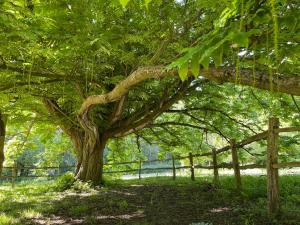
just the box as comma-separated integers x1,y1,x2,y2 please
0,112,8,176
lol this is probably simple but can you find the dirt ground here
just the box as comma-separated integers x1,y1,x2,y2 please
23,181,287,225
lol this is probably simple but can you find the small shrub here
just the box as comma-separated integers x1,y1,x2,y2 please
70,180,94,193
54,172,76,191
54,173,96,192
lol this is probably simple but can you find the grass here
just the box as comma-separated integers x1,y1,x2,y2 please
0,179,58,225
69,205,90,216
0,175,299,225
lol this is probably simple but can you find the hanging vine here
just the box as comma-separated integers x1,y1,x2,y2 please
235,0,245,85
239,0,245,31
266,28,273,91
252,42,256,86
235,54,240,84
27,48,37,92
85,59,88,95
270,0,279,90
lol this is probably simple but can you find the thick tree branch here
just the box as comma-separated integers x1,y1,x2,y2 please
200,67,300,96
107,79,191,137
77,65,300,133
108,94,128,125
79,66,300,118
78,66,176,116
109,79,179,130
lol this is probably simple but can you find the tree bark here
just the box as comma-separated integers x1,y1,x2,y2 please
0,113,8,177
43,98,110,184
75,132,107,185
201,68,300,96
42,98,84,176
55,125,108,185
77,66,300,118
66,129,84,175
267,117,280,218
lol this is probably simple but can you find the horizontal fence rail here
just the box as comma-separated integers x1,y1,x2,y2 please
1,124,299,178
272,162,300,169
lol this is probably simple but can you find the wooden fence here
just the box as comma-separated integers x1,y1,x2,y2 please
1,117,299,218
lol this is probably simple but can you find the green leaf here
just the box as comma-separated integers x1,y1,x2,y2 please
178,62,188,80
231,32,249,48
191,54,200,76
200,56,210,70
212,47,223,68
22,62,32,66
145,0,152,9
119,0,130,8
90,38,99,46
214,1,238,28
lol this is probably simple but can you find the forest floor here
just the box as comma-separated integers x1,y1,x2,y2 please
0,176,300,225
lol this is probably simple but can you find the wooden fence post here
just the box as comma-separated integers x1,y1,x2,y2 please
212,148,219,185
172,155,176,180
230,139,242,191
138,160,142,179
267,117,280,218
189,152,195,181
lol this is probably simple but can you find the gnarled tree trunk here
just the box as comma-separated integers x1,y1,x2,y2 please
0,113,7,177
55,126,108,185
67,129,84,175
75,132,107,184
54,125,107,184
43,98,109,184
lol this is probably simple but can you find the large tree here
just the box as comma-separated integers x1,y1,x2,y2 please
0,0,299,183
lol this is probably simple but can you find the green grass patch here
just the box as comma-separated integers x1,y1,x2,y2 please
0,175,299,225
69,205,90,216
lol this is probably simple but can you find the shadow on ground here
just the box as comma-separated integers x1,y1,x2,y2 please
23,183,271,225
2,177,300,225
